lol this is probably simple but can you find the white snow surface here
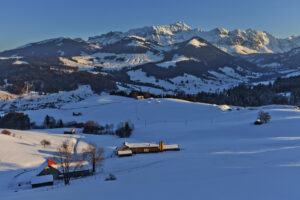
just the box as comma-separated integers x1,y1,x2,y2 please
187,38,207,48
92,51,163,70
1,95,300,199
12,60,29,65
156,54,197,68
31,175,53,185
127,69,247,94
60,52,163,71
0,90,17,101
0,85,94,112
124,142,159,148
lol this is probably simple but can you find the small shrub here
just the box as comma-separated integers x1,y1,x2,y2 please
1,129,11,135
72,112,82,116
258,111,271,124
105,174,116,181
254,119,263,125
83,120,99,134
40,139,51,148
115,121,134,138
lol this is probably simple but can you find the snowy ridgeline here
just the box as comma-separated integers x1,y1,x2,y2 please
0,85,95,112
59,51,164,71
126,67,250,94
1,94,300,199
88,22,300,54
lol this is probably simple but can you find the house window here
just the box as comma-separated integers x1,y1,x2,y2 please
144,148,149,152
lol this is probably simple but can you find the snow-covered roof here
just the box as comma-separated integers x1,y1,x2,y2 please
31,175,53,185
219,105,232,111
164,144,179,150
124,142,159,148
117,150,132,155
52,161,91,171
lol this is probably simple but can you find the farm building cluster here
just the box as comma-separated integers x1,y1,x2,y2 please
116,142,180,157
28,141,180,188
30,159,91,188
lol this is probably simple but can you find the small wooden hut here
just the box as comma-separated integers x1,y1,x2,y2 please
64,128,75,134
136,96,144,100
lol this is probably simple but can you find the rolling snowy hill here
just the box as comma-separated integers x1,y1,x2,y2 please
1,94,300,199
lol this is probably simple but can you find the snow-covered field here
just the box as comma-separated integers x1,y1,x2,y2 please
1,94,300,200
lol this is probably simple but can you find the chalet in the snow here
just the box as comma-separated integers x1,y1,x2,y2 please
116,142,180,157
28,158,92,188
38,159,91,180
136,96,144,100
64,128,76,134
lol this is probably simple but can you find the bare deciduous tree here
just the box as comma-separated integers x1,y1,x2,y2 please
82,143,104,174
55,140,84,185
40,139,51,148
258,111,271,124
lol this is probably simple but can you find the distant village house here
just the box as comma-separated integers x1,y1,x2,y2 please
37,159,91,180
116,142,180,157
64,128,76,134
136,96,144,100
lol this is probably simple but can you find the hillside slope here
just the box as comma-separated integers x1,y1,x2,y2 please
1,95,300,199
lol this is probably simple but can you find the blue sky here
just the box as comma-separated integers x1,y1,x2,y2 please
1,0,300,51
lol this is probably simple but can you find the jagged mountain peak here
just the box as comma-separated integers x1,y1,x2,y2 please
209,27,229,35
87,22,300,54
153,21,192,33
3,22,300,58
129,21,191,34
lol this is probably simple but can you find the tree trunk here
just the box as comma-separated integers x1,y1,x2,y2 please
64,173,70,185
92,158,96,173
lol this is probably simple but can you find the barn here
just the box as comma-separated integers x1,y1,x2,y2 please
38,159,91,180
38,164,61,179
54,161,91,178
37,159,61,179
117,142,160,155
64,128,76,134
136,96,144,100
116,141,180,157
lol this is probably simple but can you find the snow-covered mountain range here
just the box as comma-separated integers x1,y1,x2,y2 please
1,22,300,95
89,22,300,55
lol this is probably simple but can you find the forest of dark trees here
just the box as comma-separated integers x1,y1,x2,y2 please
111,76,300,107
0,60,116,94
0,112,31,130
